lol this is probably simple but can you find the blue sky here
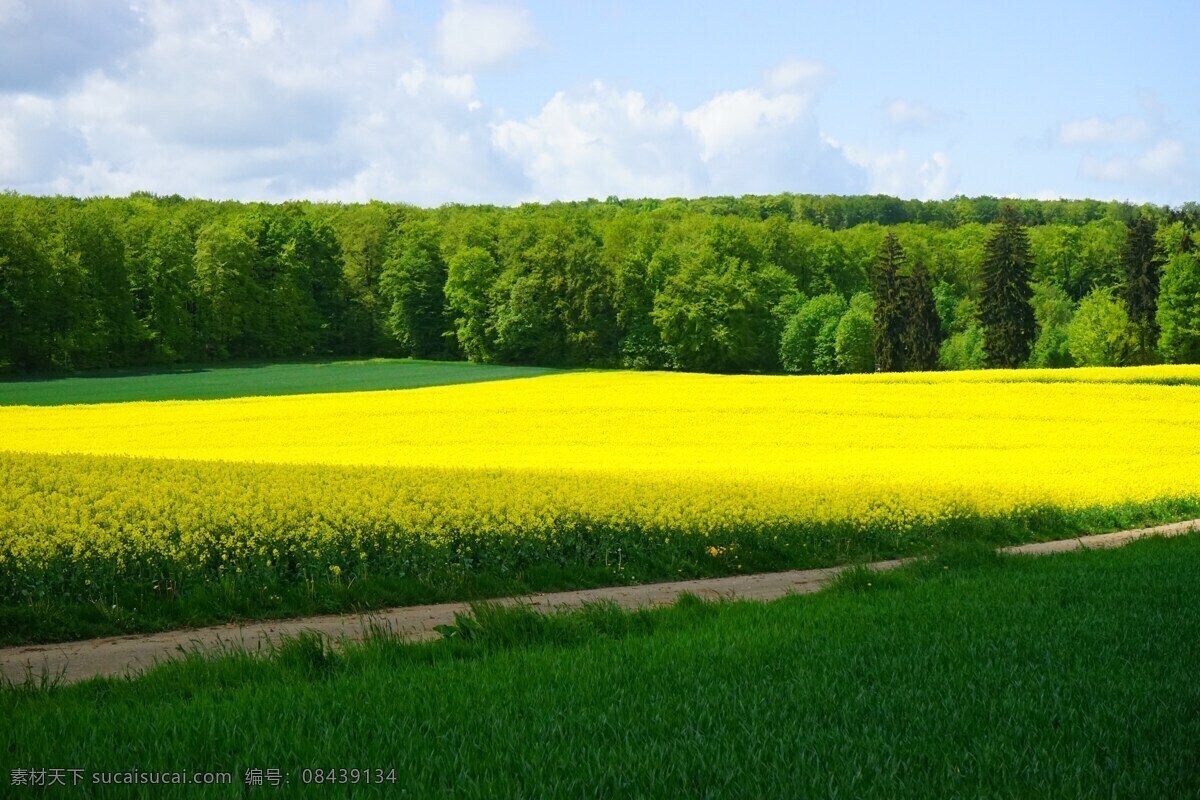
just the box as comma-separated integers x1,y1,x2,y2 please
0,0,1194,205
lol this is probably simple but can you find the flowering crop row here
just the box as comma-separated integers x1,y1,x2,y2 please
2,367,1199,604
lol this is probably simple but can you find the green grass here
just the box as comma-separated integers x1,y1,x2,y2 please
5,535,1199,798
4,496,1198,648
0,358,563,405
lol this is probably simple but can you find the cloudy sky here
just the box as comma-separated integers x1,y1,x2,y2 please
0,0,1195,205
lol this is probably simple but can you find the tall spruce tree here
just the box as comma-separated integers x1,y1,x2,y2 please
902,259,941,371
1121,215,1163,358
979,204,1037,368
871,232,906,371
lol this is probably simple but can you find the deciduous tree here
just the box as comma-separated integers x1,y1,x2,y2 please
1157,251,1200,364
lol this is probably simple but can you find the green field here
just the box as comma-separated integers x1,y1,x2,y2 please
0,358,562,406
5,536,1198,798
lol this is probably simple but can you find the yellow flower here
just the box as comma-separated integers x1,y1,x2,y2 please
0,365,1198,593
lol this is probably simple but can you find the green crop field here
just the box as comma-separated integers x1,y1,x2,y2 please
5,536,1198,798
0,359,563,406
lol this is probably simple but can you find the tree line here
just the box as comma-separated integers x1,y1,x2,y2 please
1,191,1198,374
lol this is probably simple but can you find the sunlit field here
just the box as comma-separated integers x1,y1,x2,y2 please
2,365,1199,644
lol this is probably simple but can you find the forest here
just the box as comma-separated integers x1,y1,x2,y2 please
1,191,1198,375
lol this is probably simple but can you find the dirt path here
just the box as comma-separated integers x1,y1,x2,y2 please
3,519,1197,686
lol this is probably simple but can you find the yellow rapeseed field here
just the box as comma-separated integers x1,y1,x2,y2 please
4,366,1200,505
2,366,1199,599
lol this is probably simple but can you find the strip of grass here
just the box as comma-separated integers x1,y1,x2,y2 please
0,358,562,405
5,535,1199,797
4,498,1198,648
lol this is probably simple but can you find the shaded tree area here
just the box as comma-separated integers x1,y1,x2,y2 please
979,205,1038,368
901,260,941,371
871,233,907,372
1121,215,1164,361
0,192,1194,375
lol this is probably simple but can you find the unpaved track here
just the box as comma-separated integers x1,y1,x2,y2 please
3,519,1197,685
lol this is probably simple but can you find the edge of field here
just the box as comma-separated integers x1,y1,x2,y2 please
4,518,1195,686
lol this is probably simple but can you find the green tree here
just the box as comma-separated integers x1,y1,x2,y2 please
871,232,906,371
1075,219,1125,298
63,204,144,367
0,191,1188,376
247,207,345,358
1028,283,1075,368
1155,220,1195,257
444,246,500,362
653,219,794,372
1067,288,1137,367
1156,251,1200,363
780,293,847,374
835,293,874,373
1179,229,1197,254
128,216,197,362
933,280,963,338
901,259,940,371
492,214,617,366
380,221,450,359
0,207,59,370
603,212,671,369
322,202,402,355
939,322,986,371
192,214,259,359
979,204,1037,368
1028,224,1081,298
1121,215,1163,359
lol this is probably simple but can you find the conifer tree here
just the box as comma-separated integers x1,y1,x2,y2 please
1121,215,1163,358
871,232,906,371
902,259,941,370
979,204,1037,368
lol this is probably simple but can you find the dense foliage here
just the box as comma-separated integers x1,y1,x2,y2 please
1,192,1198,374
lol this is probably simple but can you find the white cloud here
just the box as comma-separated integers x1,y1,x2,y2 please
842,146,956,200
918,152,955,198
493,62,868,201
492,82,705,200
0,94,85,189
683,89,811,161
764,58,829,93
436,0,538,72
1080,139,1186,185
0,0,525,203
1059,115,1151,146
885,99,935,130
0,0,147,92
0,6,926,205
